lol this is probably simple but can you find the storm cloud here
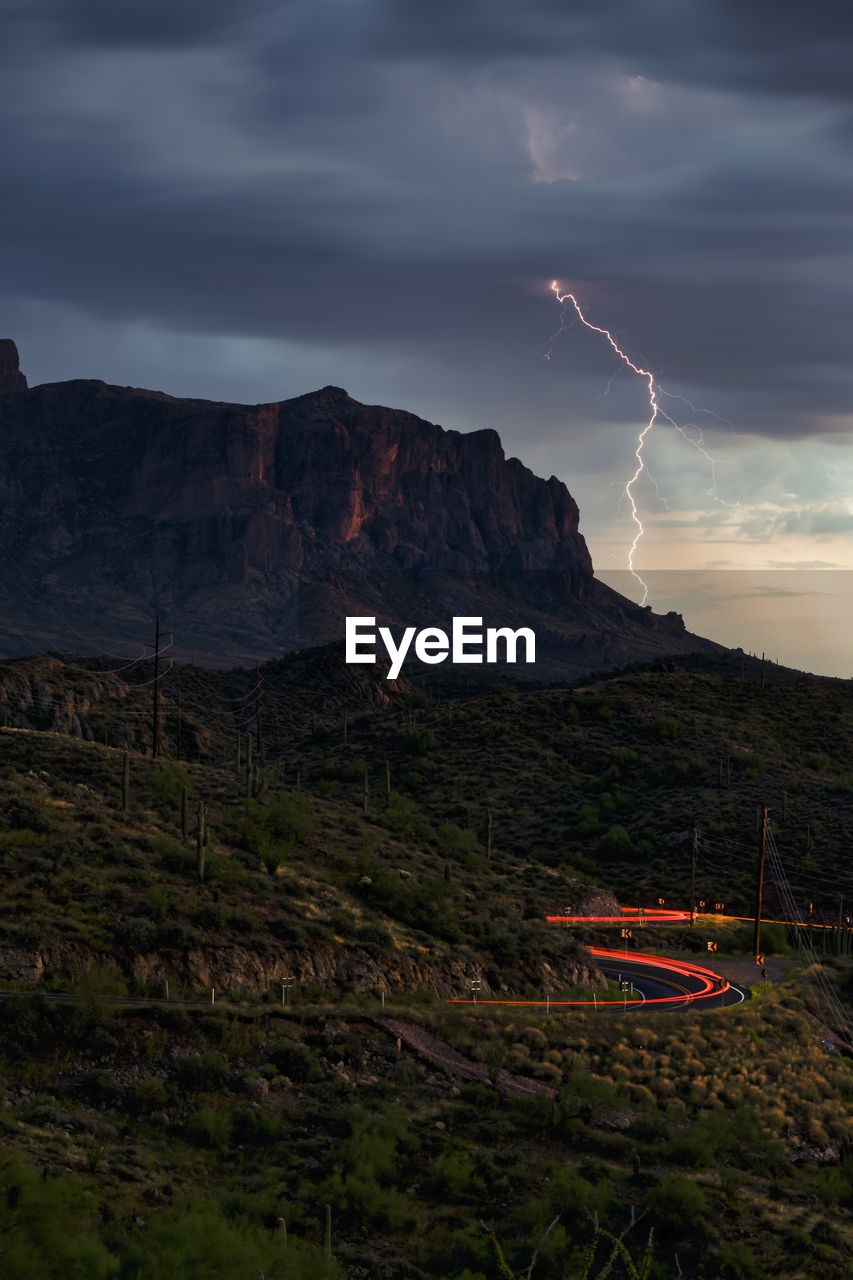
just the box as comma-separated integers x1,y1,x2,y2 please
1,0,852,592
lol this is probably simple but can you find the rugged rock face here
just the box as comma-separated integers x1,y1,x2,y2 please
0,938,603,999
0,379,591,584
0,367,717,674
0,339,27,392
274,386,593,588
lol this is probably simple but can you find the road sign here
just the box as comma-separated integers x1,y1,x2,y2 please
756,954,764,965
658,897,665,905
707,941,717,952
620,928,632,939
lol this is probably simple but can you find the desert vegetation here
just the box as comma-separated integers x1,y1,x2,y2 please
0,647,852,1276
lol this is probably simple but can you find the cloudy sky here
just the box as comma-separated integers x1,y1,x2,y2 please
2,1,852,674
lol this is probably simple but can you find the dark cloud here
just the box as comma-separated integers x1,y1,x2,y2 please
2,0,275,50
371,1,853,101
2,0,853,455
61,0,246,47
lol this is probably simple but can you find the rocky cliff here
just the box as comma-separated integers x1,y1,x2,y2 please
0,339,27,392
0,371,716,674
0,936,602,1000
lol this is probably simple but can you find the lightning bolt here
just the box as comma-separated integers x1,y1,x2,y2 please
547,281,738,605
548,281,659,602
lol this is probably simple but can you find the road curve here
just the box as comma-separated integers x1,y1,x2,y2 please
447,948,749,1013
591,948,749,1012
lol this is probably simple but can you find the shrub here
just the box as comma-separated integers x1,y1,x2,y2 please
357,922,394,954
731,750,765,777
265,796,316,844
116,916,158,953
385,794,433,841
150,833,193,873
268,1039,321,1082
651,716,683,740
0,799,53,833
427,1152,484,1199
602,824,631,855
0,1153,116,1279
174,1052,229,1091
230,1106,287,1148
79,1068,120,1105
188,1106,233,1151
400,730,436,756
121,1197,342,1278
0,993,58,1051
132,1077,170,1113
647,1174,709,1240
438,822,477,855
146,764,191,805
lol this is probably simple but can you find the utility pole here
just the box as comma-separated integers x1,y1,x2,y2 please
753,805,768,957
690,827,698,926
152,616,161,758
255,662,262,757
838,896,844,958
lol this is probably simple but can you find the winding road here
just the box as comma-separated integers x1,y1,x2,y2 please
448,947,749,1013
591,947,748,1012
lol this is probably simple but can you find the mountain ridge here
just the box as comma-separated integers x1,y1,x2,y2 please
0,372,718,674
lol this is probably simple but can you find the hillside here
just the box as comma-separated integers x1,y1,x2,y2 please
0,650,852,1277
2,645,851,924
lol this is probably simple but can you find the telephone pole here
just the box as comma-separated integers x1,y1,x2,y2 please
255,662,262,757
152,616,162,759
838,895,845,957
753,805,768,957
690,827,698,926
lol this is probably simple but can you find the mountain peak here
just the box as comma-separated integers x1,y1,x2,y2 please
0,376,716,672
0,339,27,393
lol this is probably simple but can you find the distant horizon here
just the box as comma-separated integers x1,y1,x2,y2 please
598,569,852,682
1,569,848,685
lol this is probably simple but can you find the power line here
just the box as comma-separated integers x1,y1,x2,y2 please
765,828,853,1052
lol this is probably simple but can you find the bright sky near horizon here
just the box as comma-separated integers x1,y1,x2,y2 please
1,2,852,675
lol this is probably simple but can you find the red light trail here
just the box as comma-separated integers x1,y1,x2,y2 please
546,907,691,925
448,947,732,1009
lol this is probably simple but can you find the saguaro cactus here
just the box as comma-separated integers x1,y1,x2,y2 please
121,750,130,813
197,801,206,883
323,1203,332,1258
